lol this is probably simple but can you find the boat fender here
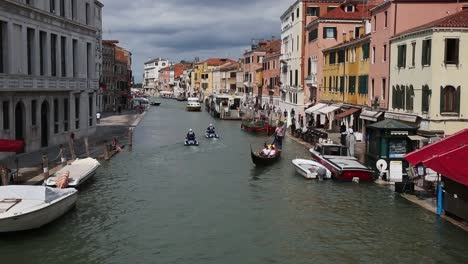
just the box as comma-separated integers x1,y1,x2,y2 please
352,177,360,183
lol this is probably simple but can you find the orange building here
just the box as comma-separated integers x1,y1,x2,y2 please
261,39,281,107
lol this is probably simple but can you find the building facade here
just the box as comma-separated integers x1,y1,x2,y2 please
262,41,281,108
369,0,465,110
219,61,239,94
143,58,169,94
389,10,468,136
0,0,103,160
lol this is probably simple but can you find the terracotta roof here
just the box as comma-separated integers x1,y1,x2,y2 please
199,58,236,66
307,2,375,27
323,33,371,52
393,9,468,39
219,61,239,71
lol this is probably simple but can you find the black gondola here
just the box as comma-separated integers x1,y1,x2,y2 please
250,145,281,166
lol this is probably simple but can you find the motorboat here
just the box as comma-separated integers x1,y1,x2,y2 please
44,158,100,188
186,97,201,111
184,139,199,146
309,142,375,181
205,132,219,138
291,159,332,179
251,145,281,166
0,185,77,232
207,94,243,119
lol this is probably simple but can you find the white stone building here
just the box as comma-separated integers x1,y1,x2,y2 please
143,58,169,95
279,1,305,125
0,0,103,160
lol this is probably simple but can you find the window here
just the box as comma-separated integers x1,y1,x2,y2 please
411,42,416,67
371,79,375,99
327,6,336,12
323,27,336,39
2,101,9,130
30,100,37,126
382,78,386,99
406,85,414,111
61,36,66,77
383,44,387,62
294,69,298,87
345,5,354,12
421,85,430,113
422,39,431,66
51,34,57,76
85,3,90,25
245,57,250,64
60,0,65,17
72,39,77,77
308,28,318,42
372,46,376,64
71,0,76,20
50,0,55,13
291,38,294,52
329,52,336,64
323,77,326,90
86,42,91,78
358,75,368,95
444,38,459,65
0,21,5,74
88,94,93,127
307,7,320,16
64,98,69,131
307,57,311,75
40,31,46,75
339,76,345,93
384,11,388,28
27,28,34,75
354,26,360,38
362,43,370,60
373,15,377,31
296,8,299,18
291,13,294,22
440,85,460,113
329,76,332,91
297,35,299,51
463,6,468,10
337,50,345,63
202,83,208,89
397,44,406,68
53,99,59,134
348,76,356,94
75,96,80,129
289,70,292,86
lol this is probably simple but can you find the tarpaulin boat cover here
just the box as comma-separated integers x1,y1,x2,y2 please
404,129,468,186
0,139,25,153
0,186,76,203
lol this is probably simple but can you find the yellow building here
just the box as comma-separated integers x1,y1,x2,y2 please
190,63,203,93
193,58,235,100
318,34,371,132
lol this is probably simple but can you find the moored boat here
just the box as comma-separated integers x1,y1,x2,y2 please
241,119,271,134
309,143,375,181
0,185,78,232
186,97,201,111
251,145,281,166
44,158,100,188
291,159,332,179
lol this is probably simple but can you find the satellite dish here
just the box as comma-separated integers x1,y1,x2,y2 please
376,159,388,172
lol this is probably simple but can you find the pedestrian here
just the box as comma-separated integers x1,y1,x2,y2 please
291,115,296,134
96,112,101,124
113,105,116,113
340,123,347,146
346,128,356,157
274,121,285,150
117,105,122,115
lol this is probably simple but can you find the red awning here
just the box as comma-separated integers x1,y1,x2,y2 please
405,129,468,165
423,145,468,186
0,139,25,153
335,107,360,119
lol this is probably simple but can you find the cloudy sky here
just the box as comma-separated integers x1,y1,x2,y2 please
101,0,291,82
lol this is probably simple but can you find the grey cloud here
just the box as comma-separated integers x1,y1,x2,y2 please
101,0,291,82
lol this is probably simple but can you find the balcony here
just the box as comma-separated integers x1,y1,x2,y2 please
305,75,317,86
281,85,303,93
0,74,98,92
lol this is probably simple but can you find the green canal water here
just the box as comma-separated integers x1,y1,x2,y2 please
1,100,467,263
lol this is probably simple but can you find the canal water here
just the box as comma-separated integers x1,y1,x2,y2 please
1,100,467,264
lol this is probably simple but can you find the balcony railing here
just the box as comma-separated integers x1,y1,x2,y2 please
305,75,317,86
0,74,98,92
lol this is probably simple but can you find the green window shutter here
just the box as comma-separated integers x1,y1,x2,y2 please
455,39,459,65
421,40,426,66
427,40,431,66
440,86,445,113
456,86,461,113
403,45,407,68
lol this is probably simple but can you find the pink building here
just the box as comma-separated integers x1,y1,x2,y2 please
305,1,375,104
262,40,282,107
369,0,466,110
159,66,171,92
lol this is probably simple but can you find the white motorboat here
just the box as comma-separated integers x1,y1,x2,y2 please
186,97,201,111
0,185,77,232
44,158,100,188
292,159,332,179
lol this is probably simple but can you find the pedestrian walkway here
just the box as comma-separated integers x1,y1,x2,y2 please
0,109,146,185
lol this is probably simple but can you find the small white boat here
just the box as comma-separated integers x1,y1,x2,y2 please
44,158,100,188
0,185,77,232
292,159,332,179
186,97,201,111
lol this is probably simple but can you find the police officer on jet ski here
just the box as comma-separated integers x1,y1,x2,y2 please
206,124,216,135
186,129,196,141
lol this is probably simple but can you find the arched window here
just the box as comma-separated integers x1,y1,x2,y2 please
421,85,430,113
406,85,414,111
308,57,312,76
441,85,460,113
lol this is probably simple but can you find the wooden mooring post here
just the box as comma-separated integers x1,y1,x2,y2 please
103,140,110,160
69,136,76,160
42,153,49,180
1,164,8,186
128,127,134,151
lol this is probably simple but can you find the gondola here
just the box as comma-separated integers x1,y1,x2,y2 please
250,145,281,166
